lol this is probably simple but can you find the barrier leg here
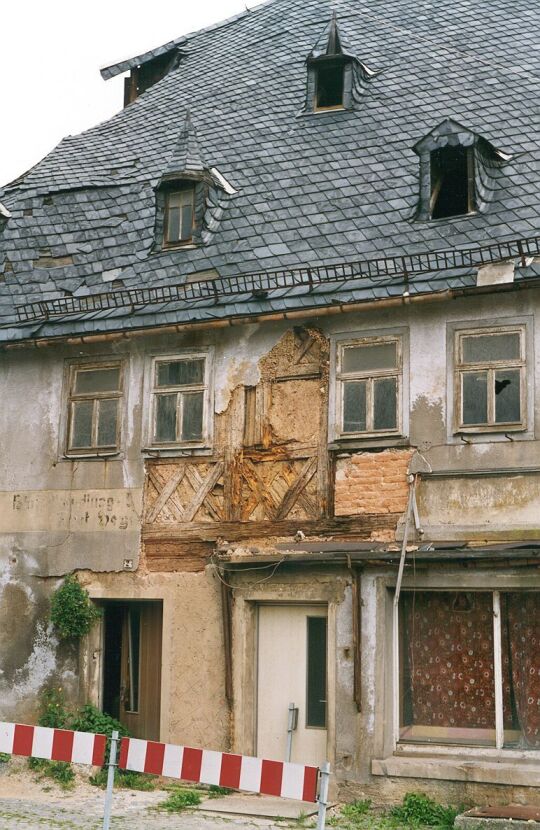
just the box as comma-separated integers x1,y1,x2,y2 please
316,761,331,830
102,730,119,830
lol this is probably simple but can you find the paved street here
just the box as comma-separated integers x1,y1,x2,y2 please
0,798,280,830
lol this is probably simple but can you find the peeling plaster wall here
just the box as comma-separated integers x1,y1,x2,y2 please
81,569,229,750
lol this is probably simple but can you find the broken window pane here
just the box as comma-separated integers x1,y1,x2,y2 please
462,372,488,425
157,359,205,387
155,393,178,442
373,377,397,430
181,392,204,441
75,367,120,394
343,381,367,432
342,342,397,373
97,399,118,446
462,333,520,364
71,400,94,448
306,616,327,728
495,369,521,423
315,61,345,108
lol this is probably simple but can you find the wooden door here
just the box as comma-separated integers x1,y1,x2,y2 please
257,604,327,765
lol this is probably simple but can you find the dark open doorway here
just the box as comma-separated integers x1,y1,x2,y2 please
101,601,163,741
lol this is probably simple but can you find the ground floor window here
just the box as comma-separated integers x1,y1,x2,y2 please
400,591,540,749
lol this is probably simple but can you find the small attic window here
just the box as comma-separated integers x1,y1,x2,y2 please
164,185,195,247
315,59,346,110
430,146,475,219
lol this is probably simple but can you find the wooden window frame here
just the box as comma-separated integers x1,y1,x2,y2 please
149,352,212,449
454,325,527,434
335,335,403,439
163,185,196,248
66,361,124,457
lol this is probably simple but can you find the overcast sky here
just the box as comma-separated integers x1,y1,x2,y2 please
0,0,258,188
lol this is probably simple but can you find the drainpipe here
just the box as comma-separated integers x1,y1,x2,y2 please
392,474,418,748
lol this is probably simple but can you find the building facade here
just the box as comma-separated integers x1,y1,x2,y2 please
1,0,540,806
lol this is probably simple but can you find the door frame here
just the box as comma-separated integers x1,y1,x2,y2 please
233,592,337,768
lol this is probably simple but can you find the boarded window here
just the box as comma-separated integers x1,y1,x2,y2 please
151,355,208,446
164,186,195,245
430,146,474,219
314,60,345,109
67,363,123,454
337,337,401,437
400,591,540,749
456,328,525,431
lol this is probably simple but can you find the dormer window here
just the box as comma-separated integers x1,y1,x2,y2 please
164,185,195,246
413,119,510,222
430,146,475,219
314,59,346,110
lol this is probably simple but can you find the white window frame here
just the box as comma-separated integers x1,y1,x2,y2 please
330,332,406,441
392,585,540,756
64,359,124,458
147,350,213,451
454,324,527,434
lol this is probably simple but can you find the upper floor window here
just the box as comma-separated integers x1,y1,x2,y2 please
335,336,402,438
164,185,195,247
150,354,211,447
455,327,526,432
67,362,123,455
430,146,474,219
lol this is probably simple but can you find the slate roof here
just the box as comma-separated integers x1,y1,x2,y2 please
0,0,539,344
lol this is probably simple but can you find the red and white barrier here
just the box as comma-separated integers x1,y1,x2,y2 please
119,738,319,802
0,721,106,767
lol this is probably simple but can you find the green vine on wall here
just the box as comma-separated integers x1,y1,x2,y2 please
49,574,101,639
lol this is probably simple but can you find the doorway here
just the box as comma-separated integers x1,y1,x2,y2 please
102,601,163,741
256,604,328,765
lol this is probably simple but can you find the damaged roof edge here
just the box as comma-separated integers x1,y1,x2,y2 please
99,1,269,80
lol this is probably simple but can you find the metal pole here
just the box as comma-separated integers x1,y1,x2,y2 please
102,730,119,830
316,761,331,830
286,702,296,762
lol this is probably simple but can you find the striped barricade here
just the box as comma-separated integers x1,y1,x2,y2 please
0,721,107,767
119,737,320,802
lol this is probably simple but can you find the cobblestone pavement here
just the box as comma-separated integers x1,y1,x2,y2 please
0,798,275,829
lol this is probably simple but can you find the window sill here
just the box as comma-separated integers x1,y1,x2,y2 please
63,451,121,461
330,436,409,452
372,753,540,787
142,446,213,458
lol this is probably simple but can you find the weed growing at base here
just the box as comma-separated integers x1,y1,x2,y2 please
328,793,461,829
159,787,202,812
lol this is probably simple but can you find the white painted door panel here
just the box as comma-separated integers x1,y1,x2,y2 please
257,604,327,766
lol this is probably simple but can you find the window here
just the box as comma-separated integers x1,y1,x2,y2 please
306,616,327,728
455,327,525,432
314,60,346,110
150,354,209,446
336,336,402,437
400,591,540,749
67,363,123,455
430,146,474,219
164,185,195,246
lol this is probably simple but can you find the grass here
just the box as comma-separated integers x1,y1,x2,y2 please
0,753,10,764
89,767,155,791
208,784,233,798
158,787,202,812
327,793,461,830
27,757,75,790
